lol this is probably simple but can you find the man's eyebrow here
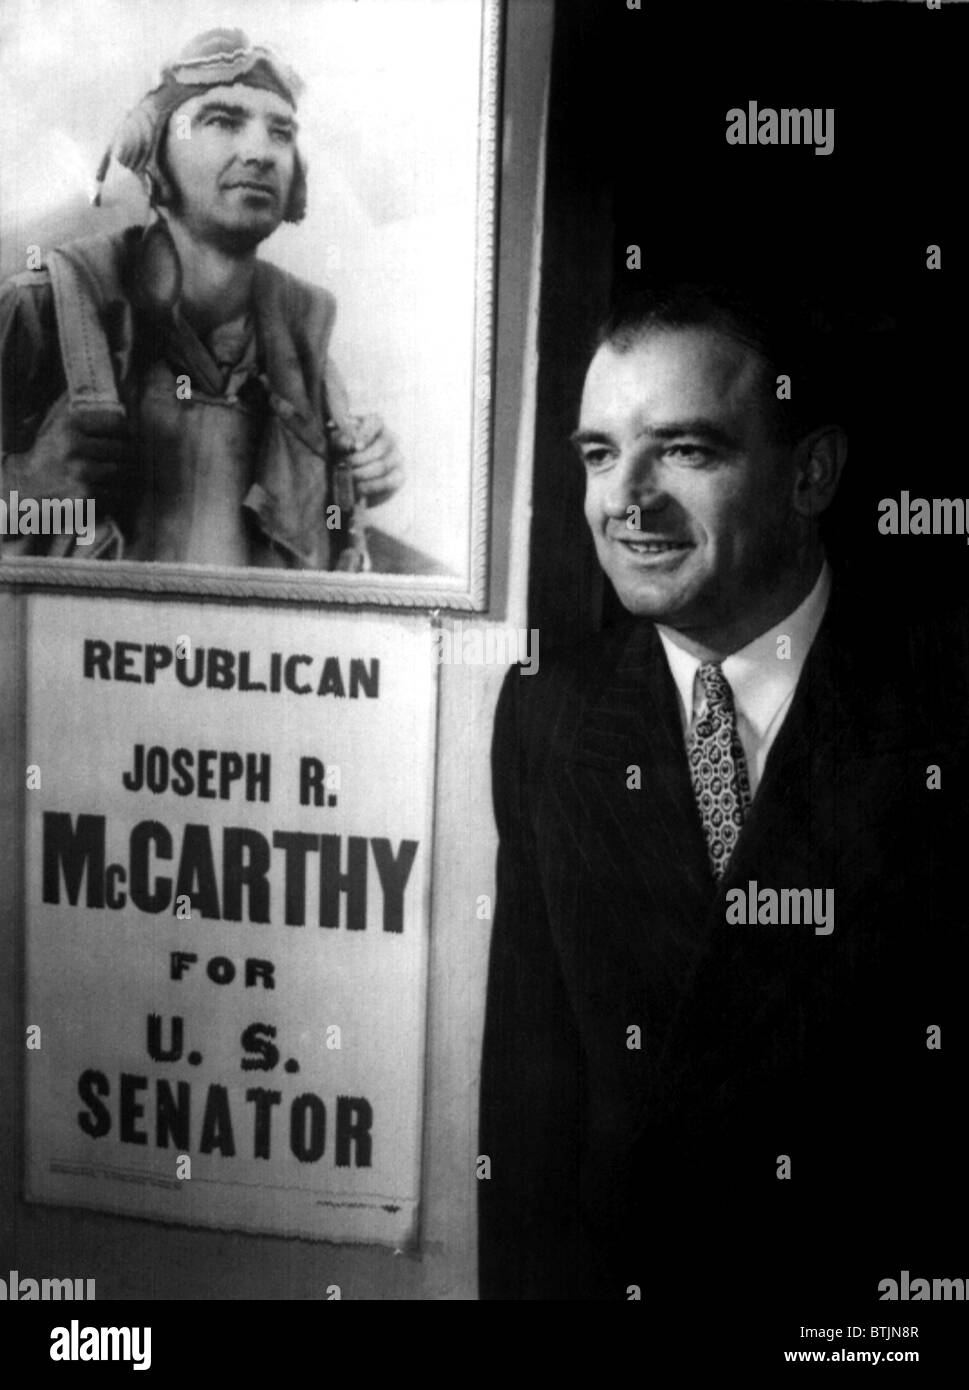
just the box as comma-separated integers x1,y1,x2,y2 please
569,428,614,449
646,420,740,449
569,420,740,450
195,100,252,122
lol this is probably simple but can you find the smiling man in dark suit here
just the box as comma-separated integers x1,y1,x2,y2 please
478,285,969,1302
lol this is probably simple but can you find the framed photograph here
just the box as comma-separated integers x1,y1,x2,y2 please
0,0,500,608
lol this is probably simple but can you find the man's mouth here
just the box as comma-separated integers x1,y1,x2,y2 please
226,181,276,196
614,537,693,554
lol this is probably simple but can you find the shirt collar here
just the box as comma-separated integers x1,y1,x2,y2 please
657,561,832,736
167,305,257,397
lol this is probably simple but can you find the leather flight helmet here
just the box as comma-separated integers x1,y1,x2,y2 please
92,27,307,224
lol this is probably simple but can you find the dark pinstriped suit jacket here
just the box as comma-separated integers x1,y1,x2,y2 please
479,580,969,1301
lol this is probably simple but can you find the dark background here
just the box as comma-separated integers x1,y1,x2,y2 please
530,0,968,648
524,0,967,1345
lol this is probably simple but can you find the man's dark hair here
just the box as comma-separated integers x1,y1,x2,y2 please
596,282,842,444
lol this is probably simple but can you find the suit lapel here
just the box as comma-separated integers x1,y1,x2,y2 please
564,621,716,1016
720,611,841,893
721,582,903,892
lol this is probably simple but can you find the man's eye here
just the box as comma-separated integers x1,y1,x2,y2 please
208,114,240,130
665,444,714,463
270,128,294,145
581,449,613,470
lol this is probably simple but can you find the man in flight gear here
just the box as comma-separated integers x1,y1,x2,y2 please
0,28,435,572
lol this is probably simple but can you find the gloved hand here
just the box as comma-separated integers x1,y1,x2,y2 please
63,409,135,517
329,412,405,507
3,396,134,521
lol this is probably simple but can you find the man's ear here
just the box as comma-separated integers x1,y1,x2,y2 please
284,147,308,224
791,424,847,518
147,127,179,212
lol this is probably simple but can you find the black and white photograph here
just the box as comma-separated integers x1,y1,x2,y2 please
1,0,968,1374
0,0,498,605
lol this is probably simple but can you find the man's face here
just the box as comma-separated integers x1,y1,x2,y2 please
576,327,807,635
163,84,296,251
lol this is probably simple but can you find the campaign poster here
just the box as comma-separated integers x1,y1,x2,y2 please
24,595,435,1246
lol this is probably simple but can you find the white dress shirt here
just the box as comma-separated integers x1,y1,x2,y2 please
657,562,832,798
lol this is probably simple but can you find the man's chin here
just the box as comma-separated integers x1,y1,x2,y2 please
211,217,279,254
609,575,696,622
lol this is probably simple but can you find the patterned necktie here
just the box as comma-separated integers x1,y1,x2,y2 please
686,662,752,879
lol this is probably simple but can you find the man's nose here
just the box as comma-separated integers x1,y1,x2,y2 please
601,448,667,518
238,123,277,166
